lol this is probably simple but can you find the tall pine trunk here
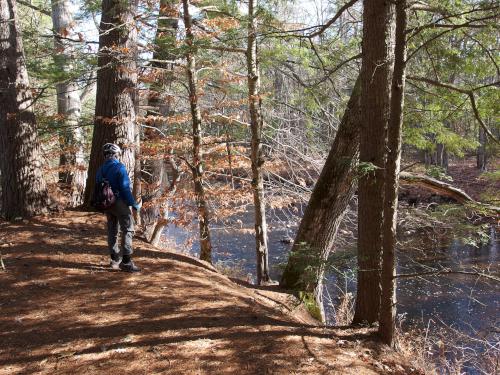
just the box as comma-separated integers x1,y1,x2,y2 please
353,0,395,325
379,0,407,346
0,0,49,220
51,0,86,206
182,0,212,263
280,78,361,321
83,0,138,206
247,0,271,285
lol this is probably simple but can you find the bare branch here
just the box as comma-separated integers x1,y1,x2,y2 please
209,113,249,128
396,268,500,283
406,5,499,37
199,45,247,54
407,75,470,94
309,0,359,38
468,91,498,146
18,0,50,16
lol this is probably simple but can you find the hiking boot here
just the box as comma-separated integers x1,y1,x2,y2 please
110,258,122,270
119,260,140,273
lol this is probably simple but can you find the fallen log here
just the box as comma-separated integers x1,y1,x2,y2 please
399,172,499,213
399,172,474,203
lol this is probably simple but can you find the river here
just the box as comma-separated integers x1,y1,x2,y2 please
163,205,499,372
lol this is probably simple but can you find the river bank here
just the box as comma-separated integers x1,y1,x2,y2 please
0,211,420,374
159,160,500,374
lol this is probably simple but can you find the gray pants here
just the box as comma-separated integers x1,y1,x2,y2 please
106,199,134,260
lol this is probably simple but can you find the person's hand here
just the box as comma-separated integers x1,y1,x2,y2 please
132,202,141,211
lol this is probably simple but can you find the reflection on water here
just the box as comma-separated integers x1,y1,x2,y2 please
397,229,498,337
163,207,499,354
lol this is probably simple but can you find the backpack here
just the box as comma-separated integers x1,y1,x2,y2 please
91,165,116,211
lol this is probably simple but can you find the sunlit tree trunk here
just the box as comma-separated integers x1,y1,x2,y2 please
353,0,395,325
379,0,407,346
83,0,138,206
182,0,212,263
51,0,86,206
280,78,361,321
247,0,271,285
0,0,49,219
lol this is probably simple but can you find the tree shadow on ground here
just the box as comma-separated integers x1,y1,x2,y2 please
0,212,383,375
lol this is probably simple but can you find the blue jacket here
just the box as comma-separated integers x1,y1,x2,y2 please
96,158,137,207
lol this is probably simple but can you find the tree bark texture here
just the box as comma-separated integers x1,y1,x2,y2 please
353,0,395,325
379,0,407,346
83,0,138,206
0,0,49,220
280,78,361,321
247,0,271,285
51,0,86,206
183,0,213,263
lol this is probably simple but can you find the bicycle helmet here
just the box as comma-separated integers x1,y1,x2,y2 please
103,143,122,158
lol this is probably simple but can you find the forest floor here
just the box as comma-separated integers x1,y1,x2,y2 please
446,158,500,201
0,211,420,375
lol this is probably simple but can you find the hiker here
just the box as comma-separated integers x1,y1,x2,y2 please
96,143,141,272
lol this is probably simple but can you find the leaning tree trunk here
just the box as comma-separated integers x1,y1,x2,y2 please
83,0,138,206
353,0,395,325
247,0,271,285
280,78,361,321
379,0,407,346
0,0,49,220
51,0,86,206
182,0,213,263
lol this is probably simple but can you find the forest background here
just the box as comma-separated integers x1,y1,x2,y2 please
0,0,499,372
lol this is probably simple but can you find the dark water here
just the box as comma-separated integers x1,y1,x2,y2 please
397,230,499,335
164,206,499,370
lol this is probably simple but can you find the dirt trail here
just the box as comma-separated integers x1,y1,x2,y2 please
0,211,415,374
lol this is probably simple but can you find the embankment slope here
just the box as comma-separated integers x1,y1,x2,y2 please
0,211,418,374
